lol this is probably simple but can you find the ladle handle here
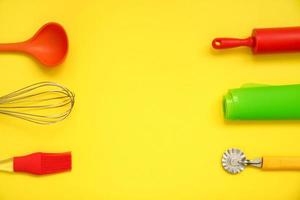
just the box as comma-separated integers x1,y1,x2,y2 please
262,156,300,170
0,42,27,52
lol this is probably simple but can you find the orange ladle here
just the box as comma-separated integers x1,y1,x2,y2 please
0,22,68,67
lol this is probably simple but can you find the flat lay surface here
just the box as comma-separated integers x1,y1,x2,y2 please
0,0,300,199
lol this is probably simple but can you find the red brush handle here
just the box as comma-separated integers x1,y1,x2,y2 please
13,152,72,175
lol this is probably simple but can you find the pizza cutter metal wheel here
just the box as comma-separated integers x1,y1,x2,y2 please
221,148,300,174
221,148,261,174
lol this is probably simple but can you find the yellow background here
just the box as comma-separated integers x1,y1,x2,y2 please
0,0,300,199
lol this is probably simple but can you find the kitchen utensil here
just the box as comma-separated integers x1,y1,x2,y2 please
222,148,300,174
223,83,300,120
0,152,71,175
0,81,74,124
212,26,300,54
0,22,68,67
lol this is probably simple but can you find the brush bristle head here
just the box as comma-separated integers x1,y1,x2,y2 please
13,152,72,175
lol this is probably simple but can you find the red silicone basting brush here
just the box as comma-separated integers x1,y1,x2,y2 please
0,152,71,175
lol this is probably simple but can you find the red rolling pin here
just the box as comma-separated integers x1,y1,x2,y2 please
212,26,300,54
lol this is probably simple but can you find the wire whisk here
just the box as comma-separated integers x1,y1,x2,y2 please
0,82,75,125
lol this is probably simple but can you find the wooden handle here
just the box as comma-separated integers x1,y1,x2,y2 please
263,156,300,170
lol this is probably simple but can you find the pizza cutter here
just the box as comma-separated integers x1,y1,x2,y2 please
222,148,300,174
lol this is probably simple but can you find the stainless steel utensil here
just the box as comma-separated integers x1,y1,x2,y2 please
222,148,261,174
0,82,74,124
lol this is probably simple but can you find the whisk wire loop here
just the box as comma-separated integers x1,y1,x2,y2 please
0,82,75,125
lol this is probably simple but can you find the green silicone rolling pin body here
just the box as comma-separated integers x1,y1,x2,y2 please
223,84,300,120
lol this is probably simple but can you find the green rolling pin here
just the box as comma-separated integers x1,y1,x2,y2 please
223,83,300,120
